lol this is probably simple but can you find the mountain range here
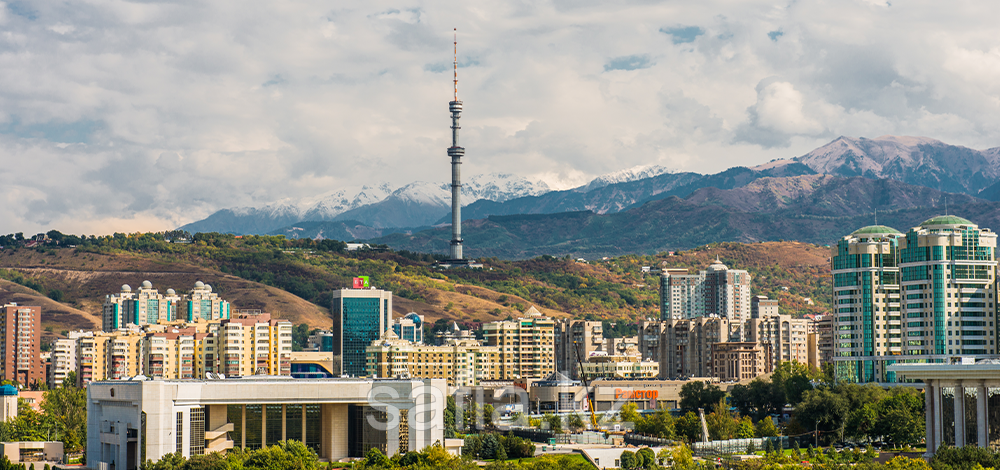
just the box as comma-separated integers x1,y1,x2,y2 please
179,135,1000,256
373,175,1000,259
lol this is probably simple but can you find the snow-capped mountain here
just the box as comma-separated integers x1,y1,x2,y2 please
574,165,671,192
792,135,1000,196
178,174,551,234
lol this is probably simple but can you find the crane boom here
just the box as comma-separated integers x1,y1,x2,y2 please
573,340,599,429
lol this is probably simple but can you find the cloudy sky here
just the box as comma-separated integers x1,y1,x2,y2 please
1,0,999,234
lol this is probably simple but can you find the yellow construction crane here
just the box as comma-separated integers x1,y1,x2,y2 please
573,340,600,429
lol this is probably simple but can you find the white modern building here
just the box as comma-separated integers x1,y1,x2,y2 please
86,377,446,470
889,360,1000,452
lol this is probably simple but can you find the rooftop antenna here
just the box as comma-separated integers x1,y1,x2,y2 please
453,28,458,101
945,197,948,216
874,208,877,226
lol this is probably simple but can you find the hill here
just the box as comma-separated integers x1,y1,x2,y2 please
0,234,836,343
373,175,997,259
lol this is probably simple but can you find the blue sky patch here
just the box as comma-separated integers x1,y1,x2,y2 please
660,26,704,44
604,54,652,72
768,30,784,41
0,117,102,144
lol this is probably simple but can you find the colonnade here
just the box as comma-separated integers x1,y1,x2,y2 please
923,379,993,451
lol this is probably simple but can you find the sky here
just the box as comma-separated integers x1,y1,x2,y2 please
2,0,1000,235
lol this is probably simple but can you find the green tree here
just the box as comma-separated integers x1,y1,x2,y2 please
736,416,755,439
567,412,586,432
754,417,779,438
636,448,656,469
619,451,637,470
771,361,814,406
483,404,495,429
619,402,640,424
542,413,563,434
41,373,87,451
634,406,675,439
679,381,725,412
705,399,738,441
730,378,784,421
675,412,702,442
481,434,499,460
671,445,694,470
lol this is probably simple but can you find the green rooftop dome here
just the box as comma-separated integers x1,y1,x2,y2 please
852,225,902,235
920,215,974,226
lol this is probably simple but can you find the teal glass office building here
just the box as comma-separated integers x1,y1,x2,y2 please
331,288,392,376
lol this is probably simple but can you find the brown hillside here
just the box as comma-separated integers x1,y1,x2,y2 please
0,250,332,330
0,279,99,342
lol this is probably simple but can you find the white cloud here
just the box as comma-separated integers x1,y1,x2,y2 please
1,0,1000,234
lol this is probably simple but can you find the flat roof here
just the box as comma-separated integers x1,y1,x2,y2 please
887,362,1000,381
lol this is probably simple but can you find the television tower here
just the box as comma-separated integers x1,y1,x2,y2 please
448,28,464,260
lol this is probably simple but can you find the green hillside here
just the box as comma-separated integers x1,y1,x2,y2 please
0,233,833,340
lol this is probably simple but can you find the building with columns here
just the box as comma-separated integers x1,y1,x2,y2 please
86,377,446,470
889,360,1000,452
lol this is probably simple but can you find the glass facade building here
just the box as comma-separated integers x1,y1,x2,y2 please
332,288,392,376
833,217,1000,384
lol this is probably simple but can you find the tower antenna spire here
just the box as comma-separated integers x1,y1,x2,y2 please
453,28,458,101
874,208,877,226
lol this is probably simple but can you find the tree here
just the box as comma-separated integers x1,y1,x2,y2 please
619,402,640,424
671,445,695,470
634,406,675,439
484,404,496,429
619,451,637,470
736,416,755,439
730,378,784,421
705,399,739,441
542,413,563,434
794,388,849,443
494,444,507,462
771,361,815,406
755,417,779,438
636,448,656,469
567,412,586,432
679,381,725,412
675,412,702,442
481,434,499,460
42,374,87,451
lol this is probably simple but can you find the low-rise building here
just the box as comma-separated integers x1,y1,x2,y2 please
579,347,659,380
86,377,446,469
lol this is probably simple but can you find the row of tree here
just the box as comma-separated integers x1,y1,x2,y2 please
0,373,87,452
460,434,535,460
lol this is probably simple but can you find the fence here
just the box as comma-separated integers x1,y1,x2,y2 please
624,433,678,447
690,437,788,457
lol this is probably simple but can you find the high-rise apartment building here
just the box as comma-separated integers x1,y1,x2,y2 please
331,288,392,376
48,331,90,388
660,269,705,319
78,329,145,385
711,342,766,381
554,319,604,378
483,307,555,379
832,216,1000,383
745,312,810,370
184,281,231,321
660,260,751,340
831,224,904,383
751,295,779,318
0,304,43,385
102,281,229,331
637,317,730,379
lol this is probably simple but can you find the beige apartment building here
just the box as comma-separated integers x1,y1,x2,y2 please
711,342,766,381
745,312,811,371
483,308,555,379
77,313,292,385
638,317,730,379
366,326,502,386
